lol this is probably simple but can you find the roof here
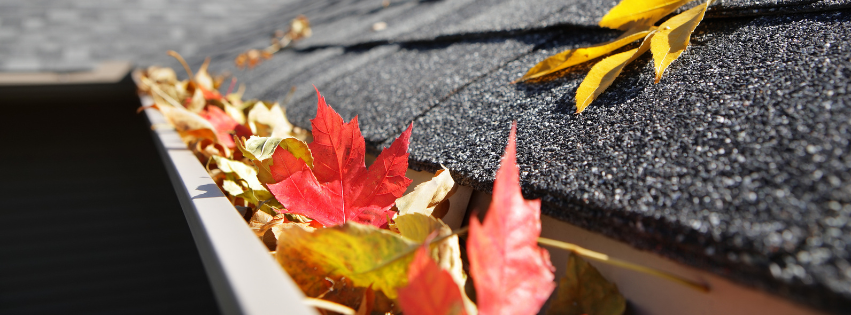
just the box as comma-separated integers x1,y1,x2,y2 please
179,0,851,312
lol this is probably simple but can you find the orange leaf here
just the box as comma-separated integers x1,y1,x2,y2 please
398,245,468,315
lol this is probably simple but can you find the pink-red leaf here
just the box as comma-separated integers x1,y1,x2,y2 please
467,122,555,315
398,245,468,315
199,105,252,148
267,88,412,227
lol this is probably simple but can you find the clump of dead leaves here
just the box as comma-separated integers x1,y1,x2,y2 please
135,50,702,315
517,0,715,113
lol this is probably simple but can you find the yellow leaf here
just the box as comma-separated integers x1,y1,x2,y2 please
651,0,710,83
276,222,418,299
517,28,653,82
546,254,626,315
599,0,693,31
575,31,655,113
395,166,456,216
395,213,445,243
247,101,309,140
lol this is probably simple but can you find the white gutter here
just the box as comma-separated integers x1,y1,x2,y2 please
142,95,317,315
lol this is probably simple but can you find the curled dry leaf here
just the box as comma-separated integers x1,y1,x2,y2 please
599,0,693,31
546,254,626,315
467,123,555,315
650,0,711,83
517,28,653,82
150,103,221,147
275,222,418,299
398,245,468,315
211,155,272,205
575,31,655,113
395,166,457,217
199,105,253,148
246,101,309,140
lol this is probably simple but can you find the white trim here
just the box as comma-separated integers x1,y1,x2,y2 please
0,61,132,85
540,215,827,315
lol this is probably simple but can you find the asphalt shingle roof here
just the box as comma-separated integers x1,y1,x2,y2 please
181,0,851,312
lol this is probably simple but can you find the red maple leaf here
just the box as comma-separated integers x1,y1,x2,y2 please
467,122,555,315
398,245,468,315
199,105,252,148
267,88,413,227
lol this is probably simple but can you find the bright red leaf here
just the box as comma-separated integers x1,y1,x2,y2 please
398,245,468,315
199,105,251,148
267,88,413,227
467,122,556,315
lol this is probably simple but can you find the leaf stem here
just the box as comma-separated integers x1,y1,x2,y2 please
303,297,354,315
537,237,710,292
354,227,469,274
167,50,195,82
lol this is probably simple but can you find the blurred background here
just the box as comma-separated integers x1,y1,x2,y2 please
0,1,302,314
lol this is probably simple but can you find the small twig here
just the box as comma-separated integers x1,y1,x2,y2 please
537,237,710,292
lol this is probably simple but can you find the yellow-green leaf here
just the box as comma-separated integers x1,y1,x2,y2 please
651,0,710,83
395,166,456,216
238,136,284,161
518,28,653,82
396,213,445,243
575,31,655,113
275,223,365,308
275,222,418,299
599,0,693,31
546,254,626,315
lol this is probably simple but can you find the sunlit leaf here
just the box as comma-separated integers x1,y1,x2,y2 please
575,31,655,113
546,254,626,315
651,0,710,83
247,101,306,139
199,105,252,149
398,245,469,315
275,222,418,299
396,166,456,217
150,103,220,146
467,123,555,315
212,155,272,204
599,0,693,31
517,28,653,82
268,89,412,227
